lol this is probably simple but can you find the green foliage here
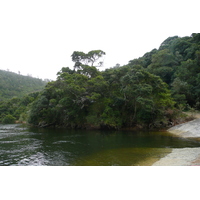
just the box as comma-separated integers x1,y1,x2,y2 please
147,49,178,84
0,69,47,101
130,33,200,109
0,92,40,123
71,50,106,70
159,36,179,50
120,69,174,126
2,114,16,124
28,50,175,129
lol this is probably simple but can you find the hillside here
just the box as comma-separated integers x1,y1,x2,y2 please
0,69,47,101
130,33,200,109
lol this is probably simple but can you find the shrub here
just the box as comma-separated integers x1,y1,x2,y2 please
2,114,16,124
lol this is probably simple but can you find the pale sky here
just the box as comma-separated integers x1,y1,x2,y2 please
0,0,198,80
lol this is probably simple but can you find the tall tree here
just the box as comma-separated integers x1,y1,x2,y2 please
71,50,105,70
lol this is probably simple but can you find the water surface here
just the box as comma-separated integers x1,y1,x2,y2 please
1,124,200,166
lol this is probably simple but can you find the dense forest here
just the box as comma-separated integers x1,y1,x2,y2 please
1,33,200,129
0,70,47,101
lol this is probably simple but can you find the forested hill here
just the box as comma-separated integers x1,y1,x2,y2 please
27,34,200,129
129,33,200,108
0,69,47,101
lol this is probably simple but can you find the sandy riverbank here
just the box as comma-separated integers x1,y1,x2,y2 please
152,113,200,166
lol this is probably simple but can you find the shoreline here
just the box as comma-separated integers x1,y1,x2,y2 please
152,113,200,166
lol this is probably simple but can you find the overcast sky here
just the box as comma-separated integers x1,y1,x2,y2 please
0,0,198,80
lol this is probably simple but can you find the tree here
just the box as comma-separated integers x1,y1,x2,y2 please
141,48,157,68
147,49,178,84
71,50,105,70
120,68,174,126
159,36,179,50
171,37,191,59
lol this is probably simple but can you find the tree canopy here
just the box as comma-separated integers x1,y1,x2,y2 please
71,50,105,70
28,50,175,129
129,33,200,109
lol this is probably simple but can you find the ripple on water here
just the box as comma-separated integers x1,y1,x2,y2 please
52,140,76,145
0,140,19,144
0,124,27,131
17,152,49,166
16,151,72,166
0,131,29,140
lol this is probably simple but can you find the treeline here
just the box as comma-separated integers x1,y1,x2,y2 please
1,34,200,129
27,50,175,129
0,69,47,101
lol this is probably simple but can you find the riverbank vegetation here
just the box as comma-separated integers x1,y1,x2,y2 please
0,92,40,124
1,33,200,129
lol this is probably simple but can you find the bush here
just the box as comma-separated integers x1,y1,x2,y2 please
2,114,16,124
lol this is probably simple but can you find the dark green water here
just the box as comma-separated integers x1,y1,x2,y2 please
1,124,200,166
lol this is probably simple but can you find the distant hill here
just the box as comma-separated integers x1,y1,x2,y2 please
0,69,47,101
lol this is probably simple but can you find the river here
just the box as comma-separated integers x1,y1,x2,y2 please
1,124,200,166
